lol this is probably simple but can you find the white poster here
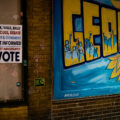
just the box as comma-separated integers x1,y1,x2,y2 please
0,24,22,63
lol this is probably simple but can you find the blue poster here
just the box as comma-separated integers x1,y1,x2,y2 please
54,0,120,100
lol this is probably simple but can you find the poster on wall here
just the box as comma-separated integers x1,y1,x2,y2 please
54,0,120,100
0,24,22,63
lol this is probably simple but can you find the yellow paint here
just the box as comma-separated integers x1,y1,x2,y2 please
65,35,84,65
83,2,100,61
108,55,120,80
118,12,120,52
63,0,85,67
101,8,117,56
111,0,120,9
63,0,119,67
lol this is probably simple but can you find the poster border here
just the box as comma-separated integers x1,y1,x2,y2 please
54,0,120,100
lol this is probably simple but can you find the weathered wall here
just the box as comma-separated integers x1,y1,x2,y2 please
52,95,120,119
0,0,23,101
0,0,28,120
1,0,120,120
0,0,52,119
0,106,28,120
27,0,52,119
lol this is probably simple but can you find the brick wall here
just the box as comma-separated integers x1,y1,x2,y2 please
1,0,120,120
52,95,120,120
0,0,52,119
24,0,120,119
27,0,52,119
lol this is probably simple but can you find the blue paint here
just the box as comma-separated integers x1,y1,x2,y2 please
103,31,117,49
103,33,112,49
93,48,98,58
93,17,100,25
94,19,99,24
74,17,83,32
108,35,112,49
94,35,101,45
113,35,117,47
86,34,99,56
78,42,84,61
54,0,120,100
86,33,92,49
92,0,113,6
64,34,72,59
103,33,108,48
113,31,117,47
72,46,78,59
90,43,94,55
64,34,84,61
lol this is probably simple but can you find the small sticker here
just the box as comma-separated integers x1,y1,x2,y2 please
16,82,21,87
34,78,45,86
24,60,27,66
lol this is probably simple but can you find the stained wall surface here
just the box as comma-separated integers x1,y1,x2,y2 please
1,0,120,120
0,0,22,101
